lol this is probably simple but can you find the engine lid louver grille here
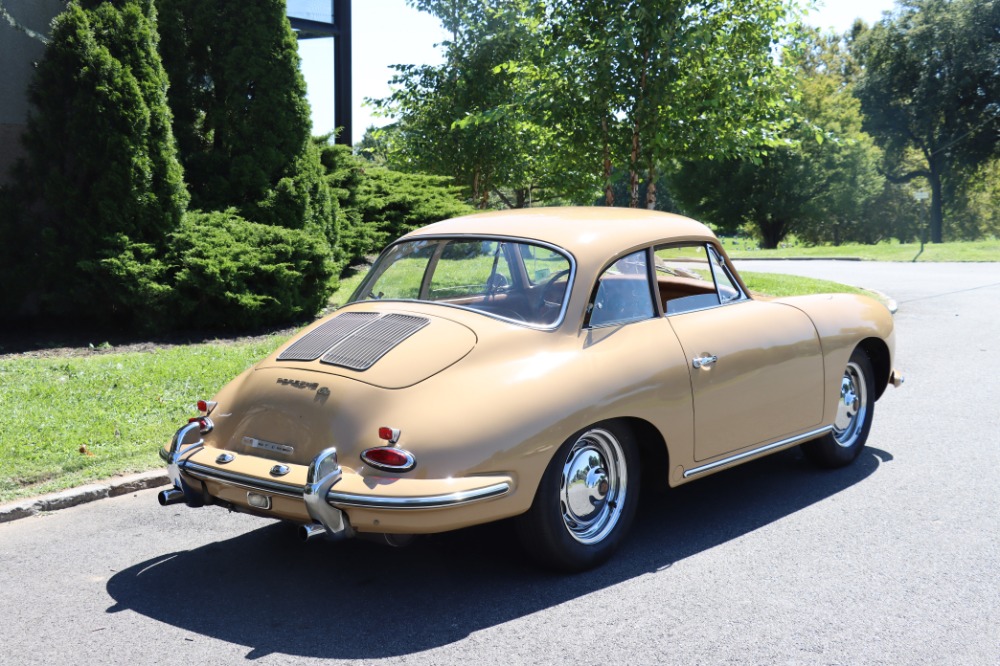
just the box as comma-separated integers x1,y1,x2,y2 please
277,312,380,361
321,314,429,371
277,312,429,371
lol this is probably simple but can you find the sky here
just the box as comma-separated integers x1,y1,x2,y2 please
299,0,900,144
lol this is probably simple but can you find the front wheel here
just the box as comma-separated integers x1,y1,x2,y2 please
516,421,639,571
802,347,875,468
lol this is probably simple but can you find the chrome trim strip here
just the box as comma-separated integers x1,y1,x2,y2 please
328,481,511,509
683,426,833,479
180,461,304,498
180,456,511,511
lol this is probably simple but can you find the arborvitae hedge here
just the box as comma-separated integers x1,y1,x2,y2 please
0,0,188,323
156,0,334,244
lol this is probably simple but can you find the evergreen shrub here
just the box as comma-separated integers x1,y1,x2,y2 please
0,0,187,325
317,140,473,266
169,210,335,329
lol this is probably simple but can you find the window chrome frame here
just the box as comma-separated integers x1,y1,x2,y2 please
349,234,577,331
583,247,659,330
653,241,749,318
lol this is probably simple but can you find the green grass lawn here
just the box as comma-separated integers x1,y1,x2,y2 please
721,237,1000,262
0,271,885,505
0,336,289,504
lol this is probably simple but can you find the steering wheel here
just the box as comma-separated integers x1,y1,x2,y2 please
486,273,510,297
538,269,571,308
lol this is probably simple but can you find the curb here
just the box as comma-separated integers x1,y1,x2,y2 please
0,470,170,524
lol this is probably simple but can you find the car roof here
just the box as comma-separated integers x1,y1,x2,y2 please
404,207,717,260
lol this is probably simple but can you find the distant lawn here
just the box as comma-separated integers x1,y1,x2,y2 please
740,272,874,300
0,271,883,506
720,237,1000,262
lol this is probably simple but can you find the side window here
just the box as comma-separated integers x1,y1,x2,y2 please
654,243,745,314
587,250,654,328
708,246,745,304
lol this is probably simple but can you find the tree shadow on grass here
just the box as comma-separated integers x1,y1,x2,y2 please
106,446,892,660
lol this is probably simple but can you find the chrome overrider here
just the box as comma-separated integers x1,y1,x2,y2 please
301,447,353,542
158,421,207,507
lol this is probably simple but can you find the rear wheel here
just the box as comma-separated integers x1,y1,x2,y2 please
802,347,875,468
516,421,639,571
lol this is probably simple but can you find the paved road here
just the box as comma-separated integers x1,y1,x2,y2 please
2,262,998,665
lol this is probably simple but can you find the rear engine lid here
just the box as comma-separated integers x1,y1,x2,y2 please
260,311,477,389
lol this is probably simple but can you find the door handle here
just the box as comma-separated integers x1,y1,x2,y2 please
692,355,718,369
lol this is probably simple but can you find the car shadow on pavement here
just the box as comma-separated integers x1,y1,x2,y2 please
105,446,892,660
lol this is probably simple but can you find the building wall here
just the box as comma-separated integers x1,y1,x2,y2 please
0,0,65,185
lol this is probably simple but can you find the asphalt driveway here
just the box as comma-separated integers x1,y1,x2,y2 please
1,260,998,665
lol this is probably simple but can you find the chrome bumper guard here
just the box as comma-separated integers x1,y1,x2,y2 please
159,422,208,507
302,448,353,541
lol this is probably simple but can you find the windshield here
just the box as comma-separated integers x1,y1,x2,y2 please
350,237,573,327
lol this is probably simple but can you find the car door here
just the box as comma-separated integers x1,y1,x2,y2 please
655,243,825,462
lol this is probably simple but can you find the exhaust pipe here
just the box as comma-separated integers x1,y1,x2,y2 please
299,523,327,542
158,488,186,506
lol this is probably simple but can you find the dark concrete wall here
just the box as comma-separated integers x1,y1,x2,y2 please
0,0,64,184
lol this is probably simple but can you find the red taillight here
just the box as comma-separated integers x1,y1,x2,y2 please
361,446,416,472
187,416,214,434
196,400,217,414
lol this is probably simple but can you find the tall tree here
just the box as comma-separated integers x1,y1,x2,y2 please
853,0,1000,242
373,1,545,208
380,1,801,209
669,29,885,248
525,0,803,208
0,0,188,321
156,0,333,238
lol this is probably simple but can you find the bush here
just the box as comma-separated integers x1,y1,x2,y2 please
156,0,333,239
168,210,335,329
317,140,473,265
1,0,187,324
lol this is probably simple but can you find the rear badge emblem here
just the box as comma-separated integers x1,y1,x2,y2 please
216,453,235,464
270,464,290,477
243,436,294,455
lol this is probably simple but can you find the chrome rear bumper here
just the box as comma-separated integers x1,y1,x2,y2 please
159,425,512,538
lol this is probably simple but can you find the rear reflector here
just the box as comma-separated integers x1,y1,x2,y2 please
378,426,401,444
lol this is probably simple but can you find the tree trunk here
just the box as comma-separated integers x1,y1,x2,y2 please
629,130,640,208
515,188,527,209
629,49,651,209
928,166,944,243
645,162,657,209
759,218,786,249
602,117,614,206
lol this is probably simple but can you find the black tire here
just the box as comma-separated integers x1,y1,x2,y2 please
802,347,875,468
516,421,639,572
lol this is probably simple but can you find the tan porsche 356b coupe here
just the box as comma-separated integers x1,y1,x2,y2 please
159,207,902,570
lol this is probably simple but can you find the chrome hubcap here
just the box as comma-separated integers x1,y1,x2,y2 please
833,361,867,448
560,428,627,544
